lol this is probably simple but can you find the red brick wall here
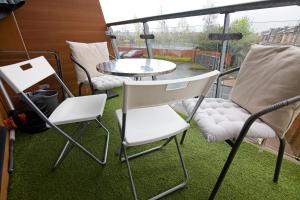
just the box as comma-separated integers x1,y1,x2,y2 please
118,47,232,65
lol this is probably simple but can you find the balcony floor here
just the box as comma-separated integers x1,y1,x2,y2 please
8,88,300,200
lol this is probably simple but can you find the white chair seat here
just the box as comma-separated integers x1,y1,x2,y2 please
183,98,276,142
116,105,190,146
90,75,131,91
49,94,107,125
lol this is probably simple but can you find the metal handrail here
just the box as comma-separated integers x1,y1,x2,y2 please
107,0,300,26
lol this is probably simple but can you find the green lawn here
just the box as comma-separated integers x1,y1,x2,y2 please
8,88,300,200
152,55,192,63
190,63,210,71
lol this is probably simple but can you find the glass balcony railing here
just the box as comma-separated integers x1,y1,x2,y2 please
106,1,300,98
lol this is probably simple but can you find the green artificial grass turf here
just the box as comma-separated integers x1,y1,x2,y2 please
8,88,300,200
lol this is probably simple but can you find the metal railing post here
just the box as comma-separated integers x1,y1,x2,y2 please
215,12,230,98
106,27,120,59
143,22,153,58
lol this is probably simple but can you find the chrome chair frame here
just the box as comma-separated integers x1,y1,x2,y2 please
115,71,219,199
2,69,110,169
118,95,205,200
29,73,110,169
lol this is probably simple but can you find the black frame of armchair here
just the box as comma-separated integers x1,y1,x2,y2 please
70,54,118,98
180,67,300,200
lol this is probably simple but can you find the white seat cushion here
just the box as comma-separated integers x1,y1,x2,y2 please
91,75,131,91
183,98,276,142
116,105,190,146
49,94,107,125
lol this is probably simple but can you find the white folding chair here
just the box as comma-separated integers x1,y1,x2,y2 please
116,70,219,199
0,56,110,169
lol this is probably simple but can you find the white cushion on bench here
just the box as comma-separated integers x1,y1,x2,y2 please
183,98,276,142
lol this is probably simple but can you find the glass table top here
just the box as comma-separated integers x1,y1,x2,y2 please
96,58,176,77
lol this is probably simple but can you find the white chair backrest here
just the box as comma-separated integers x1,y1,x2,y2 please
0,56,55,93
123,70,220,112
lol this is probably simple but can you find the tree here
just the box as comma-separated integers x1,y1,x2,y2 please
196,0,221,51
176,18,191,47
196,25,222,52
228,18,259,57
228,17,260,66
157,5,168,33
156,5,171,48
196,16,259,67
202,0,218,32
133,15,143,47
177,18,189,32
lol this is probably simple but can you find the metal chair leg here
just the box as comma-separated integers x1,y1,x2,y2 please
208,140,242,200
95,118,110,164
174,136,188,184
123,144,138,200
273,137,285,183
53,122,90,169
123,136,188,200
120,137,173,162
53,118,110,169
180,130,188,145
78,82,84,96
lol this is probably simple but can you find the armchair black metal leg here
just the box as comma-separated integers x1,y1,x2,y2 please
106,89,119,99
118,142,124,161
209,142,241,200
78,82,84,96
273,138,285,183
209,95,300,199
180,130,188,145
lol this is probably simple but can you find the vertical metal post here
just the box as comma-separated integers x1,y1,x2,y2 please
107,27,120,59
0,79,15,111
215,13,230,98
143,22,156,80
143,22,153,58
293,25,300,46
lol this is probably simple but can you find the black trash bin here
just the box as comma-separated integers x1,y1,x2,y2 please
19,89,58,133
26,90,59,116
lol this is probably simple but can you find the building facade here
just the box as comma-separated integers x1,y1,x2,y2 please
260,24,300,46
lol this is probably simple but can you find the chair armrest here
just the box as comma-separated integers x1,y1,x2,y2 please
218,67,240,79
236,95,300,146
70,55,95,94
215,67,240,97
109,54,116,60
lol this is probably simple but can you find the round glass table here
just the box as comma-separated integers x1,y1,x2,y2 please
96,58,176,79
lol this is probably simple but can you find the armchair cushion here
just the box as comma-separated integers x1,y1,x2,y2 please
183,98,276,142
230,45,300,138
67,41,109,83
90,75,131,91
